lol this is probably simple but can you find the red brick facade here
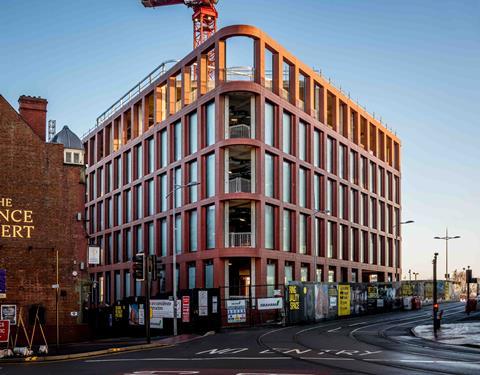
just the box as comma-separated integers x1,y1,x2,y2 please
0,95,89,344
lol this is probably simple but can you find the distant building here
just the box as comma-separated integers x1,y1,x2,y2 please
0,95,88,343
83,25,402,304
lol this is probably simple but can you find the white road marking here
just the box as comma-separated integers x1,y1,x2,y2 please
86,357,292,363
327,327,342,332
348,321,367,327
300,357,354,361
364,359,480,364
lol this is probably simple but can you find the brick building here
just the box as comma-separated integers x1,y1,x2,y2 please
84,25,402,304
0,95,88,343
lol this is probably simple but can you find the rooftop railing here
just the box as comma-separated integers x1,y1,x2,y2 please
82,59,178,140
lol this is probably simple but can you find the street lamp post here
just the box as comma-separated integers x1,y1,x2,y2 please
392,220,414,280
311,209,329,282
434,228,460,280
413,272,419,281
166,181,199,336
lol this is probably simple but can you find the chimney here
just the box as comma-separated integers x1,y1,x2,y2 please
18,95,48,141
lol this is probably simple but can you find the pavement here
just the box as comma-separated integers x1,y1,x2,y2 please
1,302,480,374
413,322,480,347
0,333,201,362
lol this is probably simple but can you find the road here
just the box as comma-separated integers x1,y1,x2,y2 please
1,302,479,375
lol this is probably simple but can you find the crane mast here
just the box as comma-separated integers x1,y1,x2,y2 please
141,0,219,48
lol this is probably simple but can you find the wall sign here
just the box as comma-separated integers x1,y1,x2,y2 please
0,269,5,299
0,304,16,325
257,297,283,310
338,285,351,316
0,198,35,239
226,299,246,323
198,290,208,316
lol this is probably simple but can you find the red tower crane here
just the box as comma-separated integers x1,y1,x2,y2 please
141,0,219,48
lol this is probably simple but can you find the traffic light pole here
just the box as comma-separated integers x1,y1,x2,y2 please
145,255,151,344
433,252,439,335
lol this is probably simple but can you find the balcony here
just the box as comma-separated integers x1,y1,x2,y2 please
229,176,251,193
229,232,252,247
226,92,254,139
229,124,250,139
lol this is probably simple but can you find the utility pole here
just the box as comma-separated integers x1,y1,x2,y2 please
434,228,460,280
433,252,440,334
145,255,151,344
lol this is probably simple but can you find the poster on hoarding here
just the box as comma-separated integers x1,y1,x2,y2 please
0,305,16,325
314,284,329,320
226,299,246,323
338,285,351,316
257,297,283,310
0,320,9,342
199,290,208,316
0,269,6,299
150,300,164,329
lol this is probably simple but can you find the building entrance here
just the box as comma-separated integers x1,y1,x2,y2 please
228,258,251,297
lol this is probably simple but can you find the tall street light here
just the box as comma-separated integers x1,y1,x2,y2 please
311,208,329,282
434,228,460,281
166,181,200,336
392,220,414,280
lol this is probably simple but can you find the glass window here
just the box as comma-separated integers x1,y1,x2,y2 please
175,214,182,254
299,168,307,207
115,194,122,226
326,137,334,174
339,185,347,220
361,157,367,188
299,214,307,254
189,112,198,154
362,193,368,226
339,145,346,179
370,197,376,229
326,179,334,214
206,101,215,146
136,145,143,179
265,204,274,249
282,61,291,101
314,174,320,211
147,137,155,174
115,231,122,263
188,263,196,289
370,162,376,193
370,233,376,265
115,271,121,301
125,228,132,260
125,189,132,223
147,222,154,255
300,266,308,282
160,129,167,168
338,224,344,260
206,205,215,249
189,161,198,203
283,210,291,252
160,218,167,256
327,221,334,258
299,121,307,161
174,167,182,207
190,210,197,252
135,184,143,220
174,121,182,161
135,225,142,253
313,130,320,167
206,153,215,198
265,102,274,146
124,271,131,297
265,153,274,197
205,261,214,288
282,112,291,154
266,263,276,296
125,151,131,184
350,151,356,184
160,173,167,212
147,179,154,216
282,161,291,203
284,263,293,284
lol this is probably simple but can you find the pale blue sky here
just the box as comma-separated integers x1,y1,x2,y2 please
1,0,478,279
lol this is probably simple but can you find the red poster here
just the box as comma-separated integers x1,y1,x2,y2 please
0,320,9,343
182,296,190,323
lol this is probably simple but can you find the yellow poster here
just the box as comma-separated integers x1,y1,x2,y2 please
338,285,350,316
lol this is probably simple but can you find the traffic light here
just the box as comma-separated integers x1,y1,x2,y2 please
133,253,146,281
151,255,165,281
